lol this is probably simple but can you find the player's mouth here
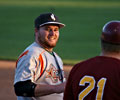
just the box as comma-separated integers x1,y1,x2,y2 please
48,37,56,41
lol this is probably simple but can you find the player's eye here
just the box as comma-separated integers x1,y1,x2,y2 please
44,27,50,31
54,28,59,32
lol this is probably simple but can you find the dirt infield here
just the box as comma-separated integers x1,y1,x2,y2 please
0,60,72,100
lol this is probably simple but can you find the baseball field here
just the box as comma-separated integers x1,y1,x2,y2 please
0,0,120,99
0,60,72,100
0,0,120,64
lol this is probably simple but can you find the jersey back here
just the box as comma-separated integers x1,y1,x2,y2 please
64,56,120,100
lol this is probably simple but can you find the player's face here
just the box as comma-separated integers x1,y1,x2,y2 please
36,24,60,50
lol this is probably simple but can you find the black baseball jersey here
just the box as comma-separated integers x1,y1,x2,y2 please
64,56,120,100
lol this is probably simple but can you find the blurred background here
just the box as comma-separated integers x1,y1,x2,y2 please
0,0,120,100
0,0,120,64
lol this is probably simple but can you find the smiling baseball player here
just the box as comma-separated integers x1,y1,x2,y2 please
14,13,66,100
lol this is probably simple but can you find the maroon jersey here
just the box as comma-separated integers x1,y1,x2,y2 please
64,56,120,100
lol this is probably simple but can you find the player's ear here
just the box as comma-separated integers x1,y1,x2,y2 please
34,28,39,38
35,28,38,33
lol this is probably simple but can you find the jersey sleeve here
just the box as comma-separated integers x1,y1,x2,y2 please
64,63,81,100
14,49,47,84
63,71,74,100
63,67,74,100
14,51,37,84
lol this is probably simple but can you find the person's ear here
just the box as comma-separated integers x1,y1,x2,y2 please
35,28,38,33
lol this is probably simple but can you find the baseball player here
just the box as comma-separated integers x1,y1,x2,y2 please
64,21,120,100
14,13,66,100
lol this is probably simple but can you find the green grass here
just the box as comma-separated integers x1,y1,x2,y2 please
0,0,120,64
0,0,120,8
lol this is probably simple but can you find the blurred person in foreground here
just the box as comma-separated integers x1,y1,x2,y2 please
14,12,66,100
64,21,120,100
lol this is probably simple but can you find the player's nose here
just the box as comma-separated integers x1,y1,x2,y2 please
49,30,56,36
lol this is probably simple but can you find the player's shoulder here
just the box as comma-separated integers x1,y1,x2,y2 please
26,42,45,55
18,42,45,62
16,42,46,65
53,51,63,64
70,56,97,73
53,52,61,59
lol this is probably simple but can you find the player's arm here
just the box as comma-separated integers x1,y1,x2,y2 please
14,80,66,97
14,80,36,97
34,82,66,97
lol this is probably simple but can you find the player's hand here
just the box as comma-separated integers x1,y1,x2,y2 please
55,82,66,93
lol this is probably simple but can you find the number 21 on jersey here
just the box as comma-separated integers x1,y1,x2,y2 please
78,75,107,100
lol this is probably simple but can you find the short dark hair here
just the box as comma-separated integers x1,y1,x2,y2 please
101,39,120,53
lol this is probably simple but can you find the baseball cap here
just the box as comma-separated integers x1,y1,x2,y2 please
101,20,120,44
35,13,65,28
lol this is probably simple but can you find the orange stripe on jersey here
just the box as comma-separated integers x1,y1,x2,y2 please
34,50,45,81
16,50,29,68
39,54,44,77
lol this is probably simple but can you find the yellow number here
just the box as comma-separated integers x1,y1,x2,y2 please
79,76,107,100
96,78,107,100
79,76,95,100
